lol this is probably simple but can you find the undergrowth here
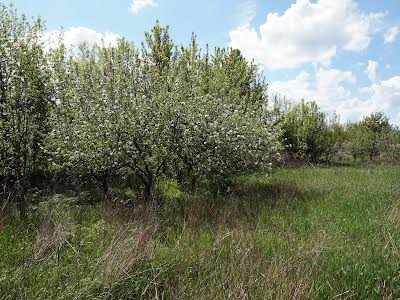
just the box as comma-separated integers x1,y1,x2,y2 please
1,165,400,299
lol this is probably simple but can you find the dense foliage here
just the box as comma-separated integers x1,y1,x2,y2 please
46,23,282,202
1,6,281,211
1,4,400,214
281,100,331,162
270,94,400,164
2,4,400,299
0,4,52,214
346,112,391,162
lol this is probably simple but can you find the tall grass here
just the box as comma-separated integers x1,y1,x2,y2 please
1,165,400,299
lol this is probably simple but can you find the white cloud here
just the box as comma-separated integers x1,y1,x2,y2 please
236,0,257,26
269,68,356,108
269,69,400,124
394,112,400,126
129,0,158,15
229,0,385,70
269,71,314,101
360,76,400,114
345,76,400,124
365,60,379,82
42,26,121,50
316,68,356,102
384,26,399,44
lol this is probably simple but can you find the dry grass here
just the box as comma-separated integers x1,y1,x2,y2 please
387,200,400,225
96,223,158,284
2,166,400,299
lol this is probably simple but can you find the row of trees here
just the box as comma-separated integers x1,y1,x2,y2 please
269,96,400,164
0,4,281,213
1,4,399,214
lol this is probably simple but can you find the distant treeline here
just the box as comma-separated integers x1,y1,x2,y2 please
268,96,400,165
0,4,399,215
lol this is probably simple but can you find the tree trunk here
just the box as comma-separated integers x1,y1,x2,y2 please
190,175,198,192
95,172,109,201
136,170,155,203
14,151,28,217
17,189,27,218
15,179,27,218
176,170,184,186
143,180,153,203
101,172,109,200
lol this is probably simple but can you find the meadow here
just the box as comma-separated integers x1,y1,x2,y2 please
2,3,400,299
1,164,399,299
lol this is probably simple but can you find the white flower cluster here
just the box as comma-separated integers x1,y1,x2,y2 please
48,24,282,198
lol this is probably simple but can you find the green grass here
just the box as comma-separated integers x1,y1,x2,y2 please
1,165,400,299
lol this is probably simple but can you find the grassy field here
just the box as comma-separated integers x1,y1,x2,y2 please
1,165,400,299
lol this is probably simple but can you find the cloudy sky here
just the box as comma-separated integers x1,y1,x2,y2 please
10,0,400,124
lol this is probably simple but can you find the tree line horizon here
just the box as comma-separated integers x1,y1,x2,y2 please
1,3,399,215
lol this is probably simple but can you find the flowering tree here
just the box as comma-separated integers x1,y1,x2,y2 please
48,40,140,197
165,35,281,190
48,22,282,202
0,4,52,214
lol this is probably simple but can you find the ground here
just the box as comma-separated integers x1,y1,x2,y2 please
1,165,400,299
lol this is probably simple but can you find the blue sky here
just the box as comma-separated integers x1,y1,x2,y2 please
9,0,400,124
